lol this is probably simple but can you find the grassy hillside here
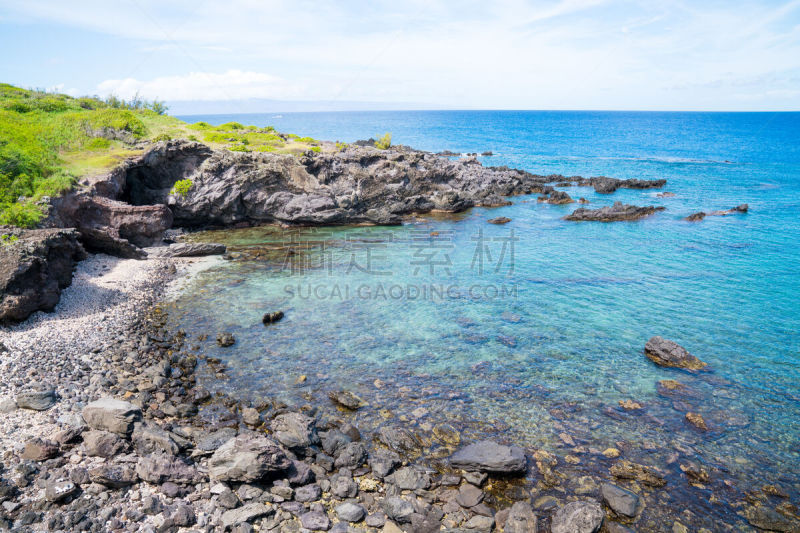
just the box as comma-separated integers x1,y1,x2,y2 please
0,83,325,227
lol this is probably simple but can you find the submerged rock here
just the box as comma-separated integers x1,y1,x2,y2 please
601,483,640,517
504,501,538,533
155,242,226,257
487,216,512,224
538,189,574,204
449,440,527,474
262,310,284,324
566,202,665,222
550,501,604,533
685,412,708,430
610,460,666,487
328,390,366,410
575,176,666,194
644,336,708,371
216,332,236,347
686,204,748,221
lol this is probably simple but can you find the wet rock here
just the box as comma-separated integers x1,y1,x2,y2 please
551,501,604,533
680,462,709,485
132,422,180,455
504,501,537,533
89,465,138,488
601,483,640,517
216,332,236,347
463,471,488,486
644,336,708,371
155,242,226,257
464,514,495,532
136,454,202,484
20,437,58,462
618,400,642,410
741,504,800,532
336,502,366,523
300,511,331,531
221,503,273,528
488,217,511,224
455,484,485,508
609,460,666,487
538,190,574,204
82,398,142,435
44,478,78,503
382,496,415,523
83,430,128,458
271,412,319,449
378,426,422,454
262,311,284,325
241,407,262,426
577,176,666,194
685,412,708,430
565,202,665,222
369,450,401,478
208,434,291,482
15,387,57,411
686,204,748,221
328,390,366,410
450,440,527,474
321,429,351,455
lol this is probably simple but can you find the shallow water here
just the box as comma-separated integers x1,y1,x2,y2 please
167,111,800,529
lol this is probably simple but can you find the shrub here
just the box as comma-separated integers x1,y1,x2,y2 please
218,122,245,130
169,179,193,198
153,133,172,142
228,144,251,152
0,201,44,228
375,132,392,149
311,146,321,153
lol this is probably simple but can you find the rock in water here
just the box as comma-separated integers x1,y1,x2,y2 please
601,483,640,517
156,242,226,257
610,460,667,487
262,311,284,324
0,228,86,323
82,398,142,435
565,202,665,222
216,332,236,347
550,501,604,533
449,440,527,473
488,217,512,224
328,390,366,410
685,412,708,430
505,501,538,533
644,336,708,371
208,434,291,482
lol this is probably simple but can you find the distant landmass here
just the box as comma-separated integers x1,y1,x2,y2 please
167,98,450,115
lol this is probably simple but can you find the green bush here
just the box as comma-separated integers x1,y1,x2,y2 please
375,132,392,149
0,201,44,228
310,146,321,153
153,133,172,142
169,179,193,198
218,122,245,130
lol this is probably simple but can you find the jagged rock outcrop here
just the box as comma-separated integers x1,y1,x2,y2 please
572,176,667,194
0,227,86,323
686,204,748,221
565,202,665,222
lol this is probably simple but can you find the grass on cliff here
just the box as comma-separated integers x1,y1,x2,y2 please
0,82,328,227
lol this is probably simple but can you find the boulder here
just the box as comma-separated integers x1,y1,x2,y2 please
44,478,78,502
262,311,284,324
216,332,235,347
644,336,708,371
0,228,86,323
15,386,57,411
132,422,181,455
82,398,142,435
566,202,665,222
270,412,318,449
382,496,415,523
450,440,527,473
487,217,511,224
208,433,291,482
83,430,128,458
89,465,138,488
601,483,640,517
336,502,366,523
300,511,331,531
551,501,604,533
21,437,59,461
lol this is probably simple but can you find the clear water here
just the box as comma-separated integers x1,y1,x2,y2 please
169,111,800,528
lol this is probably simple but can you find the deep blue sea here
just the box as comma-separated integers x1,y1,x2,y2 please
171,111,800,529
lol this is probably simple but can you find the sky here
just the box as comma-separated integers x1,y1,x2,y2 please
1,0,800,111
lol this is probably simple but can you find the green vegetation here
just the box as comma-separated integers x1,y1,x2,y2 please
0,82,334,227
0,233,19,245
170,178,193,198
375,132,392,150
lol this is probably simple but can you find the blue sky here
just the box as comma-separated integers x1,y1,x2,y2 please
1,0,799,111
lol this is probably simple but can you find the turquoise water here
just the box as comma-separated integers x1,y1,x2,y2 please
170,111,800,528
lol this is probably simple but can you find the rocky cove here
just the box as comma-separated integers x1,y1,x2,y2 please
0,139,794,533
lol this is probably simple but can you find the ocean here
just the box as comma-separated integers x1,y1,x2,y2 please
170,110,800,529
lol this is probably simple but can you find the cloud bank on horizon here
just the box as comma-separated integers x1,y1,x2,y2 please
1,0,799,111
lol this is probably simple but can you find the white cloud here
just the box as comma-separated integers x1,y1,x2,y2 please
96,70,301,101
